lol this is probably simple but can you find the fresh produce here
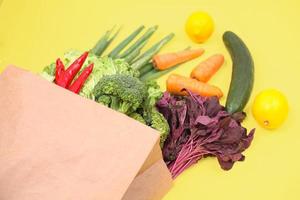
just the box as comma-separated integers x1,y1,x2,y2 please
252,89,288,129
93,74,147,114
166,74,223,98
108,25,145,59
140,67,178,82
131,33,175,70
91,27,121,56
190,54,224,82
55,51,89,88
157,92,255,178
42,50,139,99
43,26,177,89
54,51,94,94
140,47,194,82
40,24,257,179
139,63,154,77
185,11,214,43
91,73,169,146
55,59,64,81
41,24,174,145
142,81,170,146
68,64,94,94
129,112,146,124
153,48,204,70
117,26,158,59
124,39,148,64
223,31,254,114
148,110,170,146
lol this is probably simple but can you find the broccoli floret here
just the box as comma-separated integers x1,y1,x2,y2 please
129,113,146,124
93,74,147,114
144,80,163,107
42,62,56,77
97,95,111,107
94,74,169,147
140,81,169,147
149,109,170,147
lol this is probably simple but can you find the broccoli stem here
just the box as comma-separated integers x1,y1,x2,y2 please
108,25,145,59
97,95,112,106
118,102,132,114
110,96,120,111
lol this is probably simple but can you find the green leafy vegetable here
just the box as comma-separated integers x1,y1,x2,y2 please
141,81,169,147
140,63,180,82
129,112,146,124
91,26,120,56
41,50,139,99
92,74,169,146
118,25,158,59
124,39,148,64
139,62,154,76
93,74,147,114
108,25,145,59
131,33,175,70
149,109,170,147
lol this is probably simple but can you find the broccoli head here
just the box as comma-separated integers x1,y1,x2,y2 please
144,80,163,107
93,74,147,114
149,109,170,147
140,81,169,147
97,95,111,107
129,113,146,124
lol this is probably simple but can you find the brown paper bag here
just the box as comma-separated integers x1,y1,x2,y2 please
123,159,172,200
0,66,172,200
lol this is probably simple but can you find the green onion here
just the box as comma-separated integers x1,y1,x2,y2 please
131,33,175,70
91,26,120,56
140,63,180,82
102,27,121,56
118,25,158,59
91,28,112,56
139,63,154,77
139,47,189,81
108,25,145,59
124,39,148,64
124,49,140,63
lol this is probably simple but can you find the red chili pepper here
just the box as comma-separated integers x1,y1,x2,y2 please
68,63,94,94
56,51,89,88
55,58,65,83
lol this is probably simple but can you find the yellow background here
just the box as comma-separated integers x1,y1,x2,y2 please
0,0,300,199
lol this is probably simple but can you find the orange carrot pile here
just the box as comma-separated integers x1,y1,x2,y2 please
190,54,224,82
153,48,205,70
166,74,223,98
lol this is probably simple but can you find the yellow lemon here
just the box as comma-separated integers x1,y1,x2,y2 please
252,89,288,129
185,11,214,43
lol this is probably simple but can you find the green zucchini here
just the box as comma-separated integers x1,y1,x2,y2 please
223,31,254,114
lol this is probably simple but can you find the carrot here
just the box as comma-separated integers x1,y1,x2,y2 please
166,74,223,98
153,48,204,70
190,54,224,82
